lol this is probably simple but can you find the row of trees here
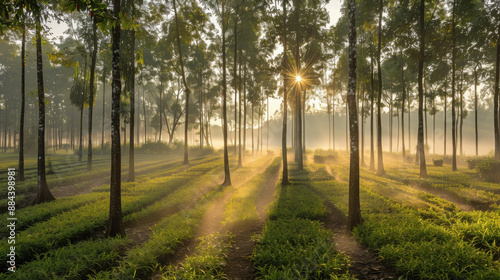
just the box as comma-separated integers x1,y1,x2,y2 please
1,0,499,234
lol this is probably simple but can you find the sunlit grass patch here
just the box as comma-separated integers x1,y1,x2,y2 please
162,232,233,279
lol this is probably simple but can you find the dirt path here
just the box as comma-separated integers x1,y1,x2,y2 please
223,163,281,280
148,157,274,279
320,196,399,280
318,166,399,279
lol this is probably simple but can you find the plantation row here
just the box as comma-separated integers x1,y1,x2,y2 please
0,155,275,278
310,153,500,279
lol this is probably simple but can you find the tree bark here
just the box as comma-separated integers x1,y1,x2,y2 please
88,16,98,171
417,0,427,177
221,1,231,186
173,0,190,165
101,67,106,155
474,70,478,156
106,0,125,237
369,54,375,171
32,8,55,205
19,16,26,181
495,27,500,160
451,0,458,170
238,50,243,168
347,0,361,232
376,0,385,176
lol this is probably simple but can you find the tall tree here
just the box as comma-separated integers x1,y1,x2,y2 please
376,0,385,175
107,0,125,237
417,0,427,177
173,0,191,165
281,0,289,185
18,11,25,181
32,2,55,205
347,0,361,231
88,15,98,171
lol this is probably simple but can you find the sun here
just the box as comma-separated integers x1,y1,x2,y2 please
296,75,302,82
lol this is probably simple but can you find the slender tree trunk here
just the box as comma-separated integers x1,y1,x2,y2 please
238,50,242,168
106,0,125,237
281,0,290,186
333,97,335,150
369,55,375,171
376,0,385,176
494,27,500,160
143,86,147,143
101,68,106,155
173,0,190,165
128,23,136,181
33,8,55,205
417,0,427,177
252,99,254,155
361,90,365,166
243,62,247,156
221,2,231,186
233,4,239,156
452,0,458,169
347,0,361,231
460,75,463,156
88,17,97,171
475,70,478,156
294,0,303,170
159,79,163,142
444,71,447,156
19,17,26,181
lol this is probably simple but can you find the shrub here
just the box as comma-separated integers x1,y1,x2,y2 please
138,141,172,154
433,159,444,167
443,155,452,165
313,154,337,164
476,159,500,183
466,157,488,170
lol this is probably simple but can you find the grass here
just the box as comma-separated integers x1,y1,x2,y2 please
252,165,353,279
307,154,500,279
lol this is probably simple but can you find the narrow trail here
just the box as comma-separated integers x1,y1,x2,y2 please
320,165,399,280
150,156,274,279
223,163,281,280
408,183,476,212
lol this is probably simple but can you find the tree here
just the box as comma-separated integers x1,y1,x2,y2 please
417,0,427,177
281,0,290,185
107,0,125,237
376,0,385,176
19,10,26,181
173,0,191,165
347,0,361,231
32,1,55,205
88,15,97,171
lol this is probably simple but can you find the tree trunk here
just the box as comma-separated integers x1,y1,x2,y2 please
238,50,242,168
361,90,365,166
243,62,247,155
451,0,458,170
294,0,303,170
221,2,231,186
376,0,385,176
128,23,136,181
475,70,478,156
233,5,239,156
19,16,26,181
282,0,289,185
88,16,97,171
101,67,106,155
417,0,427,177
494,27,500,160
173,0,190,165
444,71,447,156
106,0,125,237
347,0,361,231
369,54,375,171
32,8,55,205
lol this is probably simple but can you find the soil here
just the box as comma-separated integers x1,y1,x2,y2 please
223,162,280,280
320,165,399,279
409,183,490,212
320,195,399,280
149,157,276,279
